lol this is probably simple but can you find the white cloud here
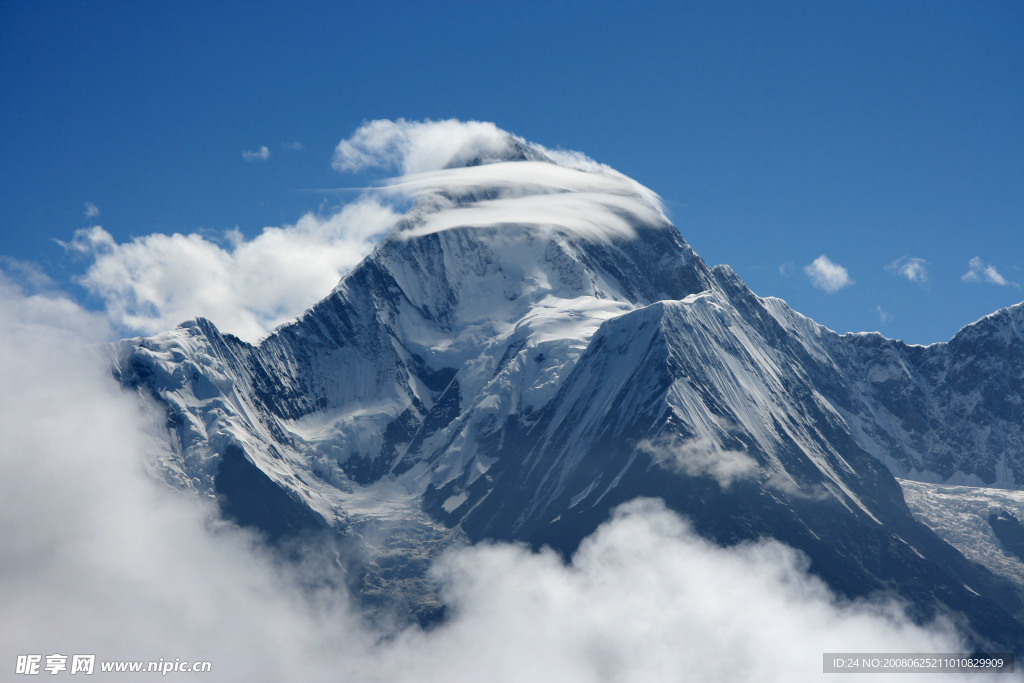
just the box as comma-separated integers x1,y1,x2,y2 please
0,276,367,679
284,141,304,152
84,201,100,218
242,145,270,162
804,255,853,293
638,435,758,488
381,499,968,683
402,184,664,243
0,280,987,682
877,305,892,323
887,256,929,284
67,199,399,343
65,119,675,343
763,471,832,502
0,267,112,342
333,120,668,244
333,118,519,174
962,256,1017,287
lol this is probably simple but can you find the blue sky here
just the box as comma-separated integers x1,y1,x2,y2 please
1,0,1021,345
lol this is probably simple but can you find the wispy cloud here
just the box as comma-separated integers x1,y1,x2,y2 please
242,145,270,162
638,435,758,488
333,119,668,244
962,256,1017,287
763,472,832,502
886,256,928,284
804,255,853,293
83,201,100,218
397,175,665,243
284,141,304,152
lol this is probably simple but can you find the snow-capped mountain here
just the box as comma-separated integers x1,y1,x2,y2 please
109,128,1024,652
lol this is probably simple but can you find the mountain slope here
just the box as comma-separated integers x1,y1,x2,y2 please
109,127,1024,651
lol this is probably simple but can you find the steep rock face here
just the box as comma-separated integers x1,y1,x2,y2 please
758,299,1024,487
418,268,1023,649
109,150,1024,651
111,217,715,508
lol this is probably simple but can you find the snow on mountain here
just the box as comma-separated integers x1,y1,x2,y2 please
818,302,1024,488
109,120,1024,652
900,479,1024,593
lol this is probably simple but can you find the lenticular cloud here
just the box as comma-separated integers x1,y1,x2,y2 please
344,119,670,243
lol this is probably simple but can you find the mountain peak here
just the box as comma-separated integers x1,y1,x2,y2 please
109,122,1024,654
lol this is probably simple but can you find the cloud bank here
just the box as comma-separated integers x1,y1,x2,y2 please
1,275,986,682
0,271,364,680
67,199,398,343
805,255,853,293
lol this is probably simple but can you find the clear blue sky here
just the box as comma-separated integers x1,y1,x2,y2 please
2,0,1021,345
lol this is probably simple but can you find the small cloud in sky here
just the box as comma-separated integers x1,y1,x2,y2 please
83,202,100,218
778,261,795,277
886,256,928,284
242,145,271,162
804,255,853,293
876,305,892,323
284,141,304,152
962,256,1017,287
